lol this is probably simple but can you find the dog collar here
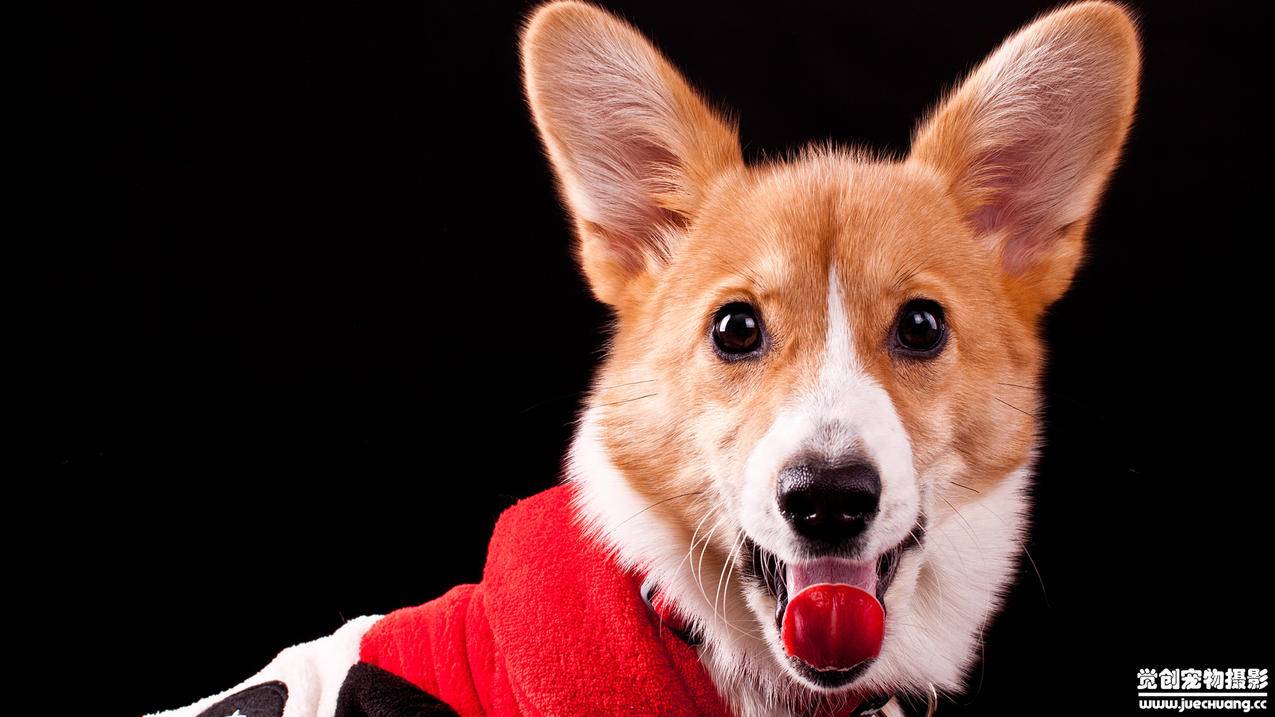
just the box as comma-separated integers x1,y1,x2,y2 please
640,576,703,646
639,577,894,717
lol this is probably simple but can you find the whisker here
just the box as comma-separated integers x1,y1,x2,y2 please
1018,546,1050,607
665,500,766,642
935,496,990,579
615,490,705,528
977,503,1051,607
595,378,657,391
712,530,737,620
970,622,988,704
999,380,1085,408
693,515,765,641
694,519,723,604
714,529,747,621
940,497,984,556
594,392,658,408
933,512,972,575
677,507,720,575
950,481,980,494
518,391,581,414
993,396,1036,418
517,379,657,414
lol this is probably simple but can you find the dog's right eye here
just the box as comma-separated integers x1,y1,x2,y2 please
894,299,947,356
712,302,763,358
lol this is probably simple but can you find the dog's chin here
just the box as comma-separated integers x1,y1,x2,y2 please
744,537,908,692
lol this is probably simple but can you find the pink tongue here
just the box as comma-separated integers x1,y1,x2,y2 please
781,561,885,671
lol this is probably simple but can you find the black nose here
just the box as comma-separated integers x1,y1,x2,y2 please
777,461,881,547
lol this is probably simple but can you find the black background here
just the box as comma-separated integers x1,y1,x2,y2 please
48,1,1268,715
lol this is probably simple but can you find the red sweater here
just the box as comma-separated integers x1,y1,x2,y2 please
155,486,732,717
358,485,731,716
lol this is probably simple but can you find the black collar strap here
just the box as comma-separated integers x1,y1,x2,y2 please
640,576,702,646
852,693,893,716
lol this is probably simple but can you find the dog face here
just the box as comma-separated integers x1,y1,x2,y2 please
523,2,1137,711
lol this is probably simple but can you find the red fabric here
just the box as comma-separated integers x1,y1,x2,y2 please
359,485,732,717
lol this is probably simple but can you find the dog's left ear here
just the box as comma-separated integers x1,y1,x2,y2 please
911,2,1140,314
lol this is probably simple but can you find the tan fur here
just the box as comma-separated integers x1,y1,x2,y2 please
522,2,1139,710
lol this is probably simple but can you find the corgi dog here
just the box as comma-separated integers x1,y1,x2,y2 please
150,5,1139,717
524,2,1139,715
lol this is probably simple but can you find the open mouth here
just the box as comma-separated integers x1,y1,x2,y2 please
746,539,906,688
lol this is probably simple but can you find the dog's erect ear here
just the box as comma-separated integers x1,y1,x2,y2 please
522,2,742,306
910,2,1139,313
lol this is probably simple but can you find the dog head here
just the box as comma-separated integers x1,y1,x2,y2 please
522,2,1138,712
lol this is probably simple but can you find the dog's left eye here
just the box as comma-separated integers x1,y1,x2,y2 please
712,302,763,357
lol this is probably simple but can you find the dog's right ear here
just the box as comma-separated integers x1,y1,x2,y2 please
521,2,742,306
910,2,1140,315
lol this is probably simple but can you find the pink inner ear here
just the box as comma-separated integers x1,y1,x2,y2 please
967,148,1024,235
967,144,1044,273
538,44,703,271
524,2,743,301
577,126,686,271
963,75,1120,274
914,5,1139,280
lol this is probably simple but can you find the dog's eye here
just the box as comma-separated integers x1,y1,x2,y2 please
712,302,763,357
894,299,946,356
